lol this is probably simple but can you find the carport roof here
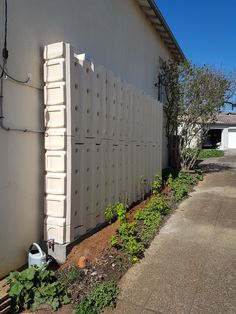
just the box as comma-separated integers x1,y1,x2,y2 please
215,112,236,125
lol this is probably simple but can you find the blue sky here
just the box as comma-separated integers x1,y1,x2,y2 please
156,0,236,74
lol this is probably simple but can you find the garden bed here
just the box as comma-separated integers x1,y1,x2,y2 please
8,170,203,314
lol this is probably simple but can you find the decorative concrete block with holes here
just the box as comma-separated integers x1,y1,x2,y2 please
43,42,163,261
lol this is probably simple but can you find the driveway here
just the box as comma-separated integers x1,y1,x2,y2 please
106,153,236,314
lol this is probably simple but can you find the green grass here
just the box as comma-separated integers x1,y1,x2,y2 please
198,149,224,159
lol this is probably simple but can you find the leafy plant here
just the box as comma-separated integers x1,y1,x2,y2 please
167,172,201,201
124,236,143,256
8,266,70,313
104,205,115,223
118,222,137,241
117,222,143,255
115,203,127,222
195,168,203,181
166,173,173,186
146,195,170,215
135,201,163,245
110,235,119,248
135,208,162,228
132,256,139,263
110,221,143,257
171,181,190,201
152,174,162,194
74,281,120,314
104,203,127,223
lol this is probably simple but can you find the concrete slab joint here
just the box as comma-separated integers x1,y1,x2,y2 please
43,42,163,262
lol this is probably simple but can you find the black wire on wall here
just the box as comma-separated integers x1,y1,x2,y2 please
1,0,30,83
0,0,44,133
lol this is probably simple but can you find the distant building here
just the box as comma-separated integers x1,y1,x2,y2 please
203,112,236,149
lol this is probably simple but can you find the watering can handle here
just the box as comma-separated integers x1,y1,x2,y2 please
29,243,43,258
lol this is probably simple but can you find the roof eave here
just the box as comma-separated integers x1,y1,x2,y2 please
136,0,186,61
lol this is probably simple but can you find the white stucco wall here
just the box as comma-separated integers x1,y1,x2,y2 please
209,124,236,150
0,0,171,277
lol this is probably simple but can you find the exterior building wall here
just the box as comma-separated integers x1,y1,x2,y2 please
0,0,171,277
209,124,236,150
222,127,228,150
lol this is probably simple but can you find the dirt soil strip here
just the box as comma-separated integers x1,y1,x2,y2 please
62,198,150,268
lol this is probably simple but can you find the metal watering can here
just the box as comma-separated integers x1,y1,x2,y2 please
28,243,47,267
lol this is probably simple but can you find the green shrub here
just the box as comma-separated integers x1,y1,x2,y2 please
168,172,200,201
110,234,119,248
104,205,115,223
135,209,162,228
146,195,171,215
118,222,143,255
198,149,224,159
109,196,169,257
124,236,143,256
115,203,127,222
110,221,143,257
134,200,163,245
177,172,198,184
118,222,137,241
104,203,127,223
74,281,120,314
8,266,70,313
152,174,162,194
171,180,190,201
195,168,203,181
166,173,174,186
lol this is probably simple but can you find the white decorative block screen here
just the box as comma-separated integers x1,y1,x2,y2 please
43,42,163,245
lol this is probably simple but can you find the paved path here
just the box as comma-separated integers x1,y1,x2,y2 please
107,157,236,313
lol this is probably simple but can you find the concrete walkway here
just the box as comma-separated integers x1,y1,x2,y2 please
107,158,236,313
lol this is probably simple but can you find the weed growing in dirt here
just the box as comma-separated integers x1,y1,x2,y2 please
56,265,84,287
8,266,70,313
74,281,120,314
